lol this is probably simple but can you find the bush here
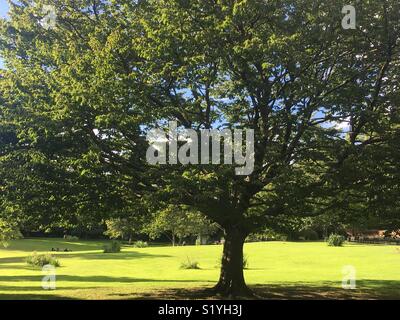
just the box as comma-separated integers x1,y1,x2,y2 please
63,235,79,241
327,234,345,247
180,257,200,269
299,229,319,241
26,252,60,267
132,240,148,248
103,240,121,253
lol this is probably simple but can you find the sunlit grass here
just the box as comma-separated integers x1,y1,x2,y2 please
0,238,399,299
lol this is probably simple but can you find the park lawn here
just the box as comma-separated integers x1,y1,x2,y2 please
0,238,399,299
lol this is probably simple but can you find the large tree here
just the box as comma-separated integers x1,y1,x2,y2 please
1,0,399,296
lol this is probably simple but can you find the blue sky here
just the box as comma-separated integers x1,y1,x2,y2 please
0,0,9,68
0,0,8,19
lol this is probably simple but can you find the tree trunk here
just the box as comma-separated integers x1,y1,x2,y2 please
213,228,253,297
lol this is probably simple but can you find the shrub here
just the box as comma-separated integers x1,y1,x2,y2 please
180,257,200,269
327,234,345,247
299,229,319,241
26,252,60,267
103,240,121,253
63,235,79,241
133,240,148,248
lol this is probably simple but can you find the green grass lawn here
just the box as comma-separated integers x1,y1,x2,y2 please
0,238,399,299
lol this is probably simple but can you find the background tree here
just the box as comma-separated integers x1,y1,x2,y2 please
104,210,148,244
146,205,218,246
0,218,22,247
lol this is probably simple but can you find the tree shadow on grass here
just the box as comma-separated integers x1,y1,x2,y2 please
0,285,99,292
106,279,400,300
2,239,106,253
0,275,215,299
249,280,400,300
1,278,399,300
0,256,25,264
0,251,171,266
61,251,172,260
0,256,36,271
0,293,78,300
0,275,213,283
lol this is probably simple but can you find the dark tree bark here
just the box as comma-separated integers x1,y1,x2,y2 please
213,227,253,297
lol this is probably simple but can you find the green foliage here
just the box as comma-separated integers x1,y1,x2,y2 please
26,252,60,267
132,240,148,248
146,205,218,245
104,219,128,240
0,219,22,247
103,241,121,253
327,234,345,247
180,257,200,270
104,217,147,242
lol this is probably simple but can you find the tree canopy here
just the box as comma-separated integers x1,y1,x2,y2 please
1,0,399,296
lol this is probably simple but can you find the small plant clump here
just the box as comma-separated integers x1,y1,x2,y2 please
327,234,345,247
180,257,200,269
132,240,148,248
26,252,60,267
103,240,121,253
